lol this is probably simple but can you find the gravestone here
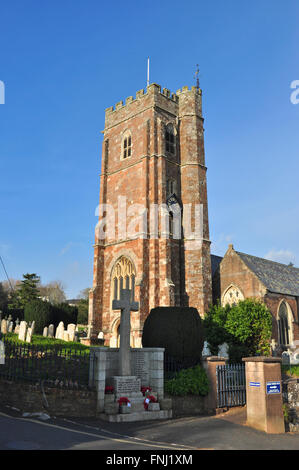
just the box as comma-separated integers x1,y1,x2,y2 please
63,331,69,342
43,327,48,337
8,321,14,333
67,324,76,342
26,327,33,343
18,321,27,342
218,342,229,358
31,321,35,335
48,324,54,338
0,341,5,365
14,324,20,335
202,341,211,356
55,322,64,340
1,319,7,334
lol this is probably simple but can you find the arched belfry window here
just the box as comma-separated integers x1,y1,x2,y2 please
165,123,175,155
278,301,292,346
111,256,136,305
122,132,132,159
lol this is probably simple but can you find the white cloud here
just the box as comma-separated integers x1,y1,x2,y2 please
264,249,296,265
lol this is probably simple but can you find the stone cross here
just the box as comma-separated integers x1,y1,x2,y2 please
112,289,139,376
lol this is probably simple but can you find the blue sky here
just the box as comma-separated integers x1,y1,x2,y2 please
0,0,298,298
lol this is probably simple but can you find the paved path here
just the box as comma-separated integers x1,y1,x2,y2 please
1,406,299,451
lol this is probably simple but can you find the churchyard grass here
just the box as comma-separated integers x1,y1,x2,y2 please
4,332,90,353
0,334,91,387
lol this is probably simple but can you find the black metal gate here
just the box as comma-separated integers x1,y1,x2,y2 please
216,364,246,408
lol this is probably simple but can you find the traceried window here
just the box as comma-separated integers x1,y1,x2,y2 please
165,124,175,155
278,301,291,346
222,285,244,307
123,134,132,159
111,256,136,305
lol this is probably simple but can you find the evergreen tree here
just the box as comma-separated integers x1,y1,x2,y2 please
9,273,40,310
0,282,8,311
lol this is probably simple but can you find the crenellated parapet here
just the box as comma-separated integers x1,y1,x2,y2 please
104,83,202,121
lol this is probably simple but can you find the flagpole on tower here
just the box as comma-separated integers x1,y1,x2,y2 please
147,57,150,87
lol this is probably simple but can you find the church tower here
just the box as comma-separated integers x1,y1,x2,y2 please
89,83,212,347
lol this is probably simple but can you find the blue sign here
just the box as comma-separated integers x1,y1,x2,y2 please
266,381,281,394
250,382,260,387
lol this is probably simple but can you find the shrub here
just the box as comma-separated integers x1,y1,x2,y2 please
77,299,88,325
203,299,273,362
203,302,230,355
225,299,272,357
24,299,53,334
164,365,209,397
142,307,204,364
51,302,78,328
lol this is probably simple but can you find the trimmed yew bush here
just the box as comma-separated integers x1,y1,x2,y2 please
142,307,204,364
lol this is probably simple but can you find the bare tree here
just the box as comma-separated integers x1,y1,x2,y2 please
78,287,90,300
39,281,66,305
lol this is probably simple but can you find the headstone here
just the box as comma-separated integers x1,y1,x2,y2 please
43,327,48,337
202,341,211,356
31,321,35,335
0,341,5,365
14,319,20,334
1,319,8,334
67,324,76,342
55,322,64,340
8,321,14,333
218,342,229,358
63,331,69,342
18,321,27,342
98,331,104,339
26,327,33,343
270,339,278,356
48,324,54,338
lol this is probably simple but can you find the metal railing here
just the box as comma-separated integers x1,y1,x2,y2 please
0,337,91,389
164,353,201,379
216,364,246,408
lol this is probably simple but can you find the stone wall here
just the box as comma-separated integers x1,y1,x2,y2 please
89,347,165,413
0,379,97,417
170,394,214,418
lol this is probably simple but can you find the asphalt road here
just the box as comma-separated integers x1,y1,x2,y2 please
1,406,299,452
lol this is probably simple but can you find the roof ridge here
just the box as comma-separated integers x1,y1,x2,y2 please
236,251,299,272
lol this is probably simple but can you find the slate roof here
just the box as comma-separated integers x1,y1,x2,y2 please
211,254,223,277
236,251,299,297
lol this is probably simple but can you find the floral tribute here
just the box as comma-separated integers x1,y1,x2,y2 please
118,397,131,407
105,386,114,394
141,386,152,396
144,395,157,410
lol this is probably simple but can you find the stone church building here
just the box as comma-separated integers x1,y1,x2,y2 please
88,82,299,353
212,245,299,353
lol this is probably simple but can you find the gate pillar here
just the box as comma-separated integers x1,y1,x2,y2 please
242,357,285,434
202,356,227,413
